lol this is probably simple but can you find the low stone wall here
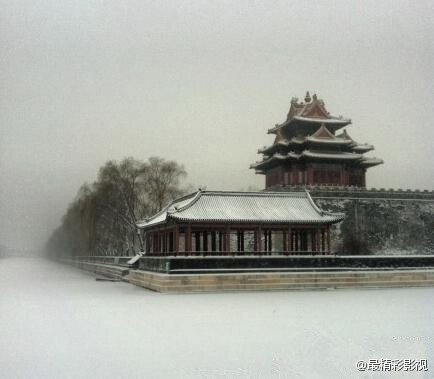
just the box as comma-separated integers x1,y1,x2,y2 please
128,269,434,293
61,257,434,293
138,255,434,274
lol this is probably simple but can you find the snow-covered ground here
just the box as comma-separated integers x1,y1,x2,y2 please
0,258,432,379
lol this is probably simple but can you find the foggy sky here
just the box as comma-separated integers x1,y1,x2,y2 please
1,0,433,251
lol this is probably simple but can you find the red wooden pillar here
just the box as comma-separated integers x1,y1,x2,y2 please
225,227,230,254
257,226,262,253
185,225,191,255
319,227,322,253
322,229,326,254
166,231,169,255
319,229,322,254
142,231,146,254
156,232,159,254
327,227,331,254
282,229,287,254
152,232,158,254
288,227,292,254
174,226,179,256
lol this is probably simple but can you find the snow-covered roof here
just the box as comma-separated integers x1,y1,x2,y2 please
293,116,351,124
137,190,344,229
268,94,351,134
251,150,364,169
302,150,362,160
258,133,353,154
351,143,374,153
307,136,353,145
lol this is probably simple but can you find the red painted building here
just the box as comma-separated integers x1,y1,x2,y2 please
137,190,344,256
251,92,383,188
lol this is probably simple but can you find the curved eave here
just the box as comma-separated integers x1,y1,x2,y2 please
307,137,353,145
260,137,352,153
137,191,201,229
258,141,290,154
294,116,351,125
250,154,288,170
251,150,366,169
137,219,168,230
359,158,384,168
170,216,344,225
352,144,374,153
302,151,362,160
268,117,351,134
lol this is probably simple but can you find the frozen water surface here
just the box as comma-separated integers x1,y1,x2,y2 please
0,258,432,379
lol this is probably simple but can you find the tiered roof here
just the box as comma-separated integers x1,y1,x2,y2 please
268,92,351,135
251,92,383,172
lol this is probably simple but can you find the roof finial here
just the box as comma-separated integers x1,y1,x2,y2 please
304,91,311,103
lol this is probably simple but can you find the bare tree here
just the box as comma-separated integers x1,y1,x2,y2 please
46,156,190,258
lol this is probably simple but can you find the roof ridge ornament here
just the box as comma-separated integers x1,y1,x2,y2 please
304,91,311,103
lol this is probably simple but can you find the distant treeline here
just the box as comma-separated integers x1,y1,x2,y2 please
47,157,190,258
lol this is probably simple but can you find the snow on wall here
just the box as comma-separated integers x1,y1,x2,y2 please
313,194,434,254
269,186,434,254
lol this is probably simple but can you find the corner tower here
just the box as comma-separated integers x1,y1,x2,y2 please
250,92,383,188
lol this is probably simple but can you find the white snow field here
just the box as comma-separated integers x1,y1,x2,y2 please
0,258,432,379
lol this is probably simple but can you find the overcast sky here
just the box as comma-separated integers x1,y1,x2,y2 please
1,0,433,251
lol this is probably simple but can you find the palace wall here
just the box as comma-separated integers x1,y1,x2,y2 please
269,186,434,254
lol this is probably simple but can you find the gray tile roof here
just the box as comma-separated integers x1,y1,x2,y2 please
137,190,344,229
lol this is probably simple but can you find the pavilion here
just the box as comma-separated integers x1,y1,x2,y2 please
251,92,383,188
136,190,344,255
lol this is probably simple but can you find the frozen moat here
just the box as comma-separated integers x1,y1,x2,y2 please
0,257,432,378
